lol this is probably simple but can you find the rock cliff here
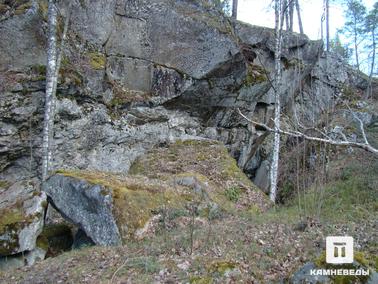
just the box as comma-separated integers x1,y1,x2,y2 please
1,0,374,187
0,0,376,266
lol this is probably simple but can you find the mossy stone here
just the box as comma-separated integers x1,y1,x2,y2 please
87,52,106,70
14,1,32,15
315,251,373,283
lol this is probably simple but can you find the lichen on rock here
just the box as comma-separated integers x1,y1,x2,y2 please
0,179,46,256
43,140,270,244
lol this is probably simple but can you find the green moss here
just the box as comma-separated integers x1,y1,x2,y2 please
31,75,46,82
131,139,252,187
55,140,270,239
129,140,269,212
0,208,25,255
0,180,10,189
14,1,32,15
55,170,190,240
59,67,83,86
190,276,213,284
315,251,373,283
61,56,70,68
247,204,262,214
36,235,49,251
224,186,241,202
40,200,48,209
31,64,46,75
282,58,305,70
0,4,9,14
244,64,268,85
207,260,238,275
107,83,151,107
0,209,24,234
37,0,48,20
87,52,106,70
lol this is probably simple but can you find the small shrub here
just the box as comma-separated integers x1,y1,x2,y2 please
225,186,241,202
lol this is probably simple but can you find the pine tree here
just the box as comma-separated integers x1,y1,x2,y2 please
365,2,377,97
342,0,367,71
330,33,352,62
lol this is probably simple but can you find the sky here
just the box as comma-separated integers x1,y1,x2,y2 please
237,0,376,41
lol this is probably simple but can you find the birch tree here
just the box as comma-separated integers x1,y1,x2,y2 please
270,0,284,203
41,0,57,182
41,0,72,182
232,0,238,19
282,0,294,32
295,0,304,34
283,0,289,30
288,0,294,32
326,0,330,51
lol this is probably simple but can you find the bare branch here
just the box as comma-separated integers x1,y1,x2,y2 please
345,104,370,145
237,108,378,156
291,108,332,139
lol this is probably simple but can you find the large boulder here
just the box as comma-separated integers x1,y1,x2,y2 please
290,253,378,284
43,174,121,246
43,140,271,244
0,179,46,256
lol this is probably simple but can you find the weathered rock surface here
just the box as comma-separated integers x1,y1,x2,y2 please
0,179,46,256
1,0,375,192
290,262,331,284
43,175,122,246
0,247,46,271
290,259,378,284
43,140,270,243
0,0,377,262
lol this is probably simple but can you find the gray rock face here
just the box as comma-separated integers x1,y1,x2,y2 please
0,247,46,271
43,175,121,246
0,0,376,195
0,179,46,256
0,1,46,71
290,262,331,284
290,261,378,284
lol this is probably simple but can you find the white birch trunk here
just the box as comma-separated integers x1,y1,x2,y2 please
289,0,294,32
232,0,238,19
326,0,330,52
295,0,304,34
41,0,57,182
48,1,73,169
367,28,376,98
270,0,283,203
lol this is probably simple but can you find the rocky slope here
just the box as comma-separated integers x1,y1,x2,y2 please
1,0,375,187
0,0,377,277
0,150,377,282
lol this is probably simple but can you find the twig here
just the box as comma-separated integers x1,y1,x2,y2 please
110,258,128,284
345,103,370,145
237,108,378,156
